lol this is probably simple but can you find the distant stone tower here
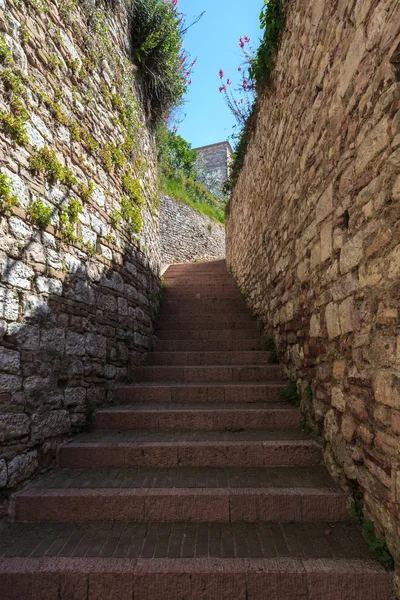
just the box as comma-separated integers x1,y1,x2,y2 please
194,141,233,199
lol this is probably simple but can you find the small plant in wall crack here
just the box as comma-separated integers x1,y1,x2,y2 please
0,172,19,213
261,335,278,363
27,198,52,230
349,496,394,570
279,381,300,407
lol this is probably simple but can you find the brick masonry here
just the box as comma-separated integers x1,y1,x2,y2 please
160,194,225,264
226,0,400,591
0,0,161,512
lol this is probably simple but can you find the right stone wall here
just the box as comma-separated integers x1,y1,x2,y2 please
226,0,400,584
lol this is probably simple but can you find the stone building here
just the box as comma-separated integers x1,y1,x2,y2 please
194,141,232,197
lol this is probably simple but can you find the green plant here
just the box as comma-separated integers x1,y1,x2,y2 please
0,111,28,146
20,24,29,46
0,69,24,95
69,120,81,142
81,128,98,154
261,335,278,363
110,208,121,228
350,497,394,570
122,172,144,208
79,181,94,203
279,381,300,407
29,146,64,183
207,223,212,233
120,197,143,235
109,144,125,168
63,167,77,187
59,198,82,242
99,146,113,173
0,34,13,66
0,172,19,212
128,0,191,123
249,0,288,92
27,198,52,229
304,386,313,401
83,241,96,256
48,54,61,74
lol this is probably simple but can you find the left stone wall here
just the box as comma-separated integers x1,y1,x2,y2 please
0,0,161,513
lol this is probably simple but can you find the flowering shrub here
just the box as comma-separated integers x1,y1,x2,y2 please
223,0,288,197
218,36,255,127
129,0,196,124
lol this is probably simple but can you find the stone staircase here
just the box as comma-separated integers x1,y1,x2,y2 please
0,260,391,598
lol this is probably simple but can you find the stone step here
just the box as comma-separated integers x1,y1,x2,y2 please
162,299,250,311
0,533,391,599
157,311,253,322
12,465,341,490
155,339,262,352
146,351,271,366
156,329,261,341
57,430,322,469
133,365,284,383
156,320,258,331
116,382,287,404
95,404,300,431
13,487,349,523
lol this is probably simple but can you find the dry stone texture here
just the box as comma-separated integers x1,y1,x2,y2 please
160,194,225,264
226,0,400,589
0,0,161,512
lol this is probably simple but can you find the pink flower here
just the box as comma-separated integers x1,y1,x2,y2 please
188,79,192,85
190,60,197,68
219,69,224,79
244,36,250,43
219,84,226,93
239,38,244,48
238,67,242,72
227,79,231,85
242,79,248,89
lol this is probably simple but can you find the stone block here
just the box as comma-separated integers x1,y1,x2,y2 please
7,450,38,487
355,116,389,175
36,276,63,296
0,459,7,487
374,370,400,408
0,285,19,321
309,313,322,337
0,347,20,374
86,333,107,358
320,220,333,262
40,328,65,354
340,232,364,274
315,184,333,224
388,244,400,279
338,26,366,98
0,413,29,442
64,387,86,408
2,259,34,290
30,410,70,440
325,302,341,339
331,387,346,412
66,332,86,356
339,296,355,334
0,375,21,394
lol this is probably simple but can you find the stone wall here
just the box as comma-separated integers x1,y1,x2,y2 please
226,0,400,587
160,194,225,264
0,0,161,513
195,141,232,186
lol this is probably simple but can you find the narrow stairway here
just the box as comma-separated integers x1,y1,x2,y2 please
0,260,391,598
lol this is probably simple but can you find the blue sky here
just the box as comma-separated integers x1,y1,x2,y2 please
177,0,263,149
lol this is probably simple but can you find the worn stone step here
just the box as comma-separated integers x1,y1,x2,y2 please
13,466,341,490
13,487,349,523
95,404,300,431
146,351,271,366
57,430,322,469
156,329,261,341
0,533,391,599
157,311,253,322
155,340,262,352
133,365,284,383
156,320,258,331
162,299,249,311
116,382,287,404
